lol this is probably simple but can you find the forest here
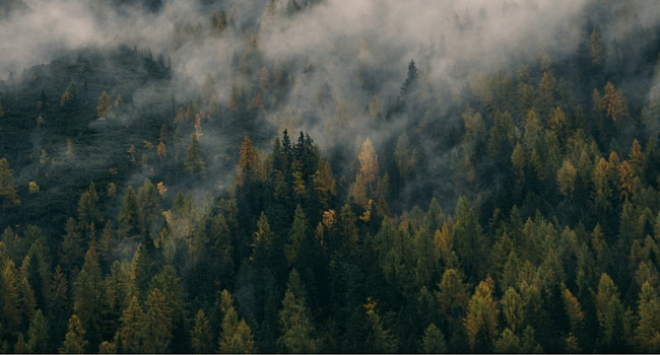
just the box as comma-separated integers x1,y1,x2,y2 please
1,0,660,353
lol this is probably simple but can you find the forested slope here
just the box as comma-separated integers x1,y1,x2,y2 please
1,0,660,353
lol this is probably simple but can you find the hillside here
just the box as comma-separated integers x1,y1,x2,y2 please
0,0,660,353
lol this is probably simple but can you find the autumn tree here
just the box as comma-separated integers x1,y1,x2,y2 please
558,158,578,196
191,309,213,354
352,138,379,208
96,91,112,119
603,82,627,121
218,289,255,354
364,298,398,353
59,314,87,354
117,296,144,353
61,84,75,107
464,277,499,352
236,136,260,186
142,288,172,353
635,282,660,352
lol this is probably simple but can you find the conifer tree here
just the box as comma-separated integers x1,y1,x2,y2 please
191,309,213,354
364,298,398,353
218,289,255,354
96,91,112,119
60,84,75,107
73,241,103,349
3,259,22,338
634,282,660,352
117,296,144,353
27,309,49,353
61,218,84,272
142,288,172,353
185,133,206,178
285,205,307,265
77,182,100,228
137,179,161,237
422,323,447,353
278,270,316,353
464,278,499,352
59,314,87,354
118,186,141,240
0,158,19,210
236,136,259,186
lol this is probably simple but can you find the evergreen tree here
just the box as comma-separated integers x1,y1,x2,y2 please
278,270,316,353
185,133,206,178
635,282,660,352
422,323,447,353
191,309,213,354
73,241,103,350
142,288,172,353
0,158,19,210
218,289,255,354
27,309,49,354
61,218,84,272
117,296,144,353
118,186,141,240
96,91,112,119
77,182,100,228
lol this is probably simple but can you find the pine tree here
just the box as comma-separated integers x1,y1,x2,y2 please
421,323,446,353
191,309,213,354
591,27,601,67
137,179,161,237
27,309,49,353
143,288,172,353
118,296,144,353
218,289,256,353
285,205,307,265
236,136,259,186
61,218,84,272
96,91,112,119
73,241,103,350
558,158,577,196
452,196,487,281
278,270,316,353
61,84,75,107
118,186,141,240
464,278,499,352
77,182,100,227
635,282,660,352
185,133,206,178
0,158,19,210
501,287,525,334
59,314,87,354
3,260,22,338
400,59,418,96
603,82,627,121
364,298,397,353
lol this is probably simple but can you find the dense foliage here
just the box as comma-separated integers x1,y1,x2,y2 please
1,0,660,353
